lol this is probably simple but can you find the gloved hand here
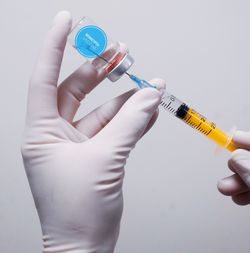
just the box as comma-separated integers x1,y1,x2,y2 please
21,11,165,253
218,131,250,205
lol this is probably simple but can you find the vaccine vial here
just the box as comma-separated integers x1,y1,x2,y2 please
68,17,134,82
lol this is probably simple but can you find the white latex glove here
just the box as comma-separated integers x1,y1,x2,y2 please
218,131,250,205
21,11,165,252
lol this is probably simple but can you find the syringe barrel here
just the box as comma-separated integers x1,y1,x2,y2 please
160,94,237,152
128,74,237,152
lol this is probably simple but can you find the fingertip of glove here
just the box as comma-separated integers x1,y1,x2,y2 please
217,178,228,188
150,78,166,94
233,130,244,141
150,78,166,88
231,194,250,206
233,130,250,144
53,10,72,27
137,86,162,105
217,179,225,193
230,148,248,162
217,179,233,196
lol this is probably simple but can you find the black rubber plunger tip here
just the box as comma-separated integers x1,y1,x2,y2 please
176,104,189,119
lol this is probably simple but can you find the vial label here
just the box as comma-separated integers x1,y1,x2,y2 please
75,25,108,58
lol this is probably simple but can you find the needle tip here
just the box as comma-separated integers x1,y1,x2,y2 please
125,72,131,77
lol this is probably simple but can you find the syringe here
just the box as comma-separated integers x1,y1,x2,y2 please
126,73,237,152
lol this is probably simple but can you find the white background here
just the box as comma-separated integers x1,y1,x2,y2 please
0,0,250,252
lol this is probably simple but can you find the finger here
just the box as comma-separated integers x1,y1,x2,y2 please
232,191,250,205
217,174,249,196
95,79,165,149
73,77,165,137
139,77,166,136
233,131,250,151
57,62,105,123
74,90,158,138
73,89,137,137
27,11,72,122
57,43,128,123
141,109,159,138
229,149,250,187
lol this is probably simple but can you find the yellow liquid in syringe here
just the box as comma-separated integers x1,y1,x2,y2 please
160,95,237,152
182,108,237,152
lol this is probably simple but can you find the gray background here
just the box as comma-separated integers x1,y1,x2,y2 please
1,0,250,252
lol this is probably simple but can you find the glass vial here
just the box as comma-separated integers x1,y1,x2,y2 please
68,17,134,82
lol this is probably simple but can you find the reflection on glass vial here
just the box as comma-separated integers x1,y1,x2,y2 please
68,17,134,82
